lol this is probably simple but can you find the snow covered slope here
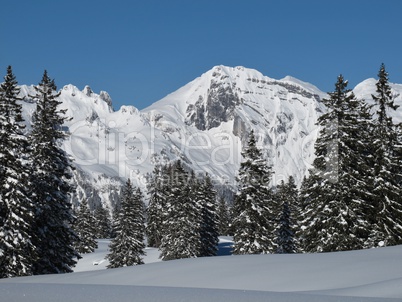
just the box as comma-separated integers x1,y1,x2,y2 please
1,241,402,301
17,66,402,207
143,65,326,187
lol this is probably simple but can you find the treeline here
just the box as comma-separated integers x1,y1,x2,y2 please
101,162,232,267
84,64,402,261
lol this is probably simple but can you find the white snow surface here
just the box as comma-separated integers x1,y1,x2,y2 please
1,238,402,301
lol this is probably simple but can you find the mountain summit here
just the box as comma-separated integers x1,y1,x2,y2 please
143,65,326,184
17,65,402,208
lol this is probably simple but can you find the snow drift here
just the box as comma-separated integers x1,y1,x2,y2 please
1,240,401,301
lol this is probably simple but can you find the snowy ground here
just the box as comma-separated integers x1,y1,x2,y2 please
1,238,402,302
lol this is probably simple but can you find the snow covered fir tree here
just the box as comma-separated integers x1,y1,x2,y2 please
93,205,113,239
149,161,220,260
107,179,146,268
29,70,79,274
216,196,231,236
146,165,167,248
365,64,402,247
275,176,298,254
158,161,202,261
232,130,276,254
299,65,402,252
197,174,219,257
299,75,373,252
0,66,37,277
73,199,98,254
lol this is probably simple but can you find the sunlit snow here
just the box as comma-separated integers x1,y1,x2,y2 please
1,238,402,301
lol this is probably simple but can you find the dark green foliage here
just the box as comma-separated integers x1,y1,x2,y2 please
232,130,276,254
159,161,201,261
217,196,231,236
107,180,145,268
198,174,219,257
300,75,372,252
146,165,166,248
73,199,98,254
29,71,79,274
366,64,402,247
148,162,219,259
275,176,298,254
0,66,37,277
93,205,112,239
160,161,201,260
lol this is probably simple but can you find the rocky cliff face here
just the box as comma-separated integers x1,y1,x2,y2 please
143,66,326,186
186,72,241,131
19,65,402,209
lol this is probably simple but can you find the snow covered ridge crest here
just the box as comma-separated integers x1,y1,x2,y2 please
16,65,402,205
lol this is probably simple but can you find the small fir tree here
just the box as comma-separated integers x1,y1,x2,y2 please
107,180,145,268
73,199,98,254
146,165,166,248
93,205,112,239
275,176,298,254
198,174,219,257
159,161,201,261
217,196,231,236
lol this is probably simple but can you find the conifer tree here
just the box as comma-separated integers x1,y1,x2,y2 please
232,130,275,254
29,70,79,274
366,64,402,247
300,75,372,252
107,180,145,268
275,176,298,254
93,205,112,239
73,199,98,254
0,66,37,277
217,196,231,236
159,161,201,260
146,165,166,248
198,174,219,257
110,201,121,239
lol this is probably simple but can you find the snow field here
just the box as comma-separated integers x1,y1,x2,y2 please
1,238,402,301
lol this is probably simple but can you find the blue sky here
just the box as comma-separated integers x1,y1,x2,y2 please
1,0,402,110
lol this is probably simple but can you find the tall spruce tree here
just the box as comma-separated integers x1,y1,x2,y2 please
0,66,37,277
29,70,79,274
366,64,402,247
232,130,275,254
275,176,298,254
159,161,201,261
73,199,98,254
146,165,166,248
107,180,145,268
300,75,372,252
198,174,219,257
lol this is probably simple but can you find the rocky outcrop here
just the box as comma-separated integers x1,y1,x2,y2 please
186,75,241,130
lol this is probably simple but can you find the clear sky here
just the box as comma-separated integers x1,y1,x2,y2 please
1,0,402,110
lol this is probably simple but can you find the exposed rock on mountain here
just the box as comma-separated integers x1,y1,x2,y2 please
17,65,402,208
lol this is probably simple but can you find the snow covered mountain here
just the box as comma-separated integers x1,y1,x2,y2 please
17,65,402,208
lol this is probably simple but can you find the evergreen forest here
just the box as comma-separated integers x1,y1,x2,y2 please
1,64,402,278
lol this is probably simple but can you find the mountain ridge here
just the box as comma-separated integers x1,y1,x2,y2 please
15,65,402,209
